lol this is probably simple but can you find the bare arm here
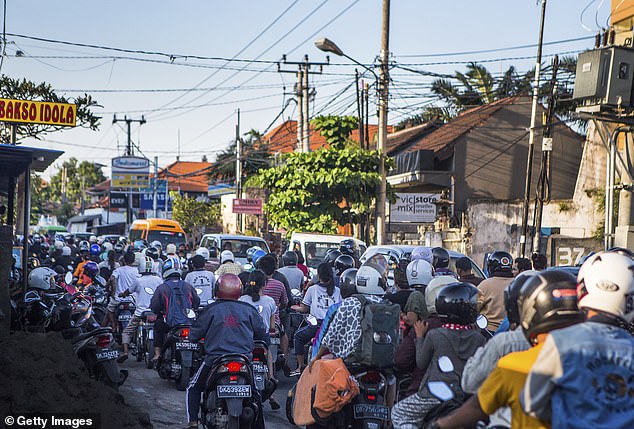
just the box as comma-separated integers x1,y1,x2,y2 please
436,396,488,429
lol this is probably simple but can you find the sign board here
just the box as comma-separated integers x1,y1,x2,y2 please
232,198,263,215
109,192,128,209
140,192,172,211
0,98,77,126
111,156,150,188
548,236,602,267
390,193,440,223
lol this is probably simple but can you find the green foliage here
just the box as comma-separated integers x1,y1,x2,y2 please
247,115,393,234
46,158,106,205
170,192,221,242
0,75,100,144
209,129,271,182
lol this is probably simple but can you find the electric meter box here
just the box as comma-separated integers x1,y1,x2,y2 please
573,47,634,108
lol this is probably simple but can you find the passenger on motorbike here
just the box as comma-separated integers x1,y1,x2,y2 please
391,282,485,428
430,270,584,429
117,256,163,363
184,255,216,308
477,251,514,331
98,250,120,282
384,259,414,311
431,247,456,278
185,273,268,429
278,250,305,292
104,251,139,330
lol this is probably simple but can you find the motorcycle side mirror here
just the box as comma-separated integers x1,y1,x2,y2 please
427,381,454,401
291,289,302,298
144,287,155,295
438,355,454,373
196,288,203,295
207,299,213,305
187,309,196,319
307,315,318,326
476,314,488,330
24,290,41,303
64,272,73,284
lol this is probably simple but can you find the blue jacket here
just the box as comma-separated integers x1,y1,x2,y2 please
190,299,268,366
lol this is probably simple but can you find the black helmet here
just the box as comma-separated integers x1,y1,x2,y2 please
432,247,450,269
504,270,537,326
282,250,298,267
145,247,159,261
190,255,206,270
487,251,513,275
324,249,342,267
518,270,584,345
334,254,355,275
339,239,357,257
339,268,358,298
435,282,479,325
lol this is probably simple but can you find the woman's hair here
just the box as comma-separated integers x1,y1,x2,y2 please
295,250,305,265
247,270,267,302
107,250,116,270
317,262,335,296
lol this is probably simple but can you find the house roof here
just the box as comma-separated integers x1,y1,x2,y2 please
157,160,212,193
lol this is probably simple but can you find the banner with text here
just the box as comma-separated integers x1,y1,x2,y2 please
390,193,440,223
0,98,76,126
111,156,150,188
232,198,263,215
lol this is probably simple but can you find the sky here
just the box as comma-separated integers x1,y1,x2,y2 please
5,0,616,178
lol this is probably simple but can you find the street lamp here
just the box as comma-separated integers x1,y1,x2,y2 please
315,36,389,245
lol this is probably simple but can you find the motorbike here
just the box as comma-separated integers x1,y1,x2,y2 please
84,278,108,325
114,299,136,344
422,356,471,426
252,340,277,402
156,320,201,390
134,310,157,368
201,353,261,429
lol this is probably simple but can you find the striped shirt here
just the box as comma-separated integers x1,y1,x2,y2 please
214,262,244,277
263,278,288,323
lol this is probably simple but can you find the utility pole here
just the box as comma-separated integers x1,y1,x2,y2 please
112,115,146,227
355,70,365,147
520,0,547,257
376,0,390,245
235,109,242,233
278,55,328,152
153,156,159,218
364,82,370,150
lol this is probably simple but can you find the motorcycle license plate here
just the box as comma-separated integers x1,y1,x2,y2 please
252,363,267,373
96,350,119,361
118,313,131,321
254,374,265,391
217,384,251,398
147,330,153,340
353,404,389,420
270,337,280,345
176,342,198,351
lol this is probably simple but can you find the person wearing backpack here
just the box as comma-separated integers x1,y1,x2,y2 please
150,257,200,364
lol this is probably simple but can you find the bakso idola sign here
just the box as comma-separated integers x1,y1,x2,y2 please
0,98,76,126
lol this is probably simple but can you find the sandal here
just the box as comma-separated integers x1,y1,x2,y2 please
269,397,281,410
116,353,128,363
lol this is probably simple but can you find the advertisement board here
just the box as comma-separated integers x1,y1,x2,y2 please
111,156,150,188
390,193,440,223
109,192,128,209
0,98,76,126
232,198,263,215
140,192,172,211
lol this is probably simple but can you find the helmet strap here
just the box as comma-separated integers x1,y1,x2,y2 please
587,309,634,336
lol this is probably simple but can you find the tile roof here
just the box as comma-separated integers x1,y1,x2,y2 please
157,160,212,193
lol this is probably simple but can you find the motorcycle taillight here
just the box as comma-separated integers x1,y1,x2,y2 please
220,361,246,373
253,347,266,358
179,328,190,338
361,371,382,384
96,335,110,348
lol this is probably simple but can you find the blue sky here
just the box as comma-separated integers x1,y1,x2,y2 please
6,0,614,177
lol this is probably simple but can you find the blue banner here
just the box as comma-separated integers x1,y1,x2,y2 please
140,192,172,211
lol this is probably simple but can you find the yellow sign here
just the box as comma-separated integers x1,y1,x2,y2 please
0,98,76,127
111,174,150,188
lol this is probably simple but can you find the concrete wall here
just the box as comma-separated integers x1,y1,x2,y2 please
221,193,237,234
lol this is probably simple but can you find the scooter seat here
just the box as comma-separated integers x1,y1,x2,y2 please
70,327,112,344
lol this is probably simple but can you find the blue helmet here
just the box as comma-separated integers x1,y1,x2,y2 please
89,243,101,256
162,257,182,279
252,249,267,266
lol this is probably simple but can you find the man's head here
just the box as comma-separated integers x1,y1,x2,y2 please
166,243,177,256
531,253,547,270
162,257,182,279
190,255,206,270
123,251,136,266
513,257,532,276
406,259,433,289
455,257,472,278
504,270,538,329
394,259,410,290
431,247,450,269
258,254,277,276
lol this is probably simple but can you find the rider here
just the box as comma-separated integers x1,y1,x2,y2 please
184,254,215,308
278,250,305,292
455,256,483,286
430,270,584,429
105,251,139,329
214,250,244,276
477,251,514,331
521,251,634,428
117,256,162,363
384,259,414,311
339,238,360,267
186,273,267,429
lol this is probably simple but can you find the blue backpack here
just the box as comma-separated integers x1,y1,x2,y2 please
165,279,194,326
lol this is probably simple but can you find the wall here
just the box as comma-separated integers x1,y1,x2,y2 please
221,193,237,234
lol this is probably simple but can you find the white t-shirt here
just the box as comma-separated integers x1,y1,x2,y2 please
302,284,341,320
240,294,277,331
112,265,140,302
129,274,162,316
184,269,216,306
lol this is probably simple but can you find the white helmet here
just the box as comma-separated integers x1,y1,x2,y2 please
166,243,177,255
89,235,97,244
577,251,634,324
406,259,433,287
61,246,71,256
150,240,162,250
355,264,387,295
220,250,234,264
139,256,154,274
102,242,113,252
133,251,144,267
54,240,64,250
195,247,210,260
425,276,457,314
28,267,57,290
411,246,433,264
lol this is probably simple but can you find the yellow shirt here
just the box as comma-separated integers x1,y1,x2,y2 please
477,343,550,429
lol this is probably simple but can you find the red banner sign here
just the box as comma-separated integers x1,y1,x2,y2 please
232,198,263,214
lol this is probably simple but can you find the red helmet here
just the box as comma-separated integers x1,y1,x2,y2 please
216,273,243,300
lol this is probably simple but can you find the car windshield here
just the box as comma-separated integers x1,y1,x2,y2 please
220,239,270,258
147,230,186,248
305,241,341,268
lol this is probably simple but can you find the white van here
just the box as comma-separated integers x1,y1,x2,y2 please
288,233,366,271
199,234,270,265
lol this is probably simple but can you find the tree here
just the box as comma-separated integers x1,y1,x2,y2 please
209,129,271,182
0,75,100,144
45,158,106,205
247,115,392,235
170,192,221,245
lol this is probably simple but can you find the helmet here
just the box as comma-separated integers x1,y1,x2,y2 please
281,251,298,267
195,247,210,260
83,261,99,279
577,251,634,324
166,243,177,255
246,246,263,262
425,276,457,314
339,239,357,256
220,250,235,264
27,257,41,270
133,251,145,267
62,246,71,257
150,240,162,250
406,259,433,287
519,270,584,344
216,273,243,300
145,247,159,261
504,270,538,326
139,256,154,274
487,251,513,275
356,264,387,296
191,255,206,269
431,247,450,269
252,249,267,266
435,282,480,325
334,254,355,275
89,244,101,256
33,234,41,243
411,246,433,264
89,235,97,244
102,242,113,252
340,268,358,297
114,243,124,253
133,240,147,251
28,267,57,290
324,249,343,267
54,240,64,250
162,257,183,279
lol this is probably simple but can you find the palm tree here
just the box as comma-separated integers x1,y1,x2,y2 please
209,129,271,182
